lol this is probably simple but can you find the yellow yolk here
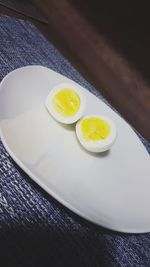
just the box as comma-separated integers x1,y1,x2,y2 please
52,89,80,117
80,117,110,141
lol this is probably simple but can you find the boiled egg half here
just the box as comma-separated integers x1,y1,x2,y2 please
45,83,86,124
76,115,117,152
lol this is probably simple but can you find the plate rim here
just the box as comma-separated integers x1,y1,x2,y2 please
0,65,150,234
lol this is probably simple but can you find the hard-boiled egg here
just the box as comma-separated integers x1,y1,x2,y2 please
76,115,117,152
45,83,86,124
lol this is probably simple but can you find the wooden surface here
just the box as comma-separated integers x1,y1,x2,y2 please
0,1,150,141
0,0,47,22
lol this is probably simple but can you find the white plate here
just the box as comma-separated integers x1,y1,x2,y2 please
0,66,150,233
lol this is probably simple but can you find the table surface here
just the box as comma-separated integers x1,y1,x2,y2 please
0,0,150,141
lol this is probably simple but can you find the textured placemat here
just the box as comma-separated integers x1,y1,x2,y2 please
0,15,150,267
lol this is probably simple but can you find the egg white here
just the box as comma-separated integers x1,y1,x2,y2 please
45,83,86,124
76,115,117,153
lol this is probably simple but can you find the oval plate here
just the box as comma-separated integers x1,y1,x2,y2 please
0,66,150,233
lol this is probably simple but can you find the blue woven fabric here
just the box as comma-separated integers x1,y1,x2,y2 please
0,15,150,267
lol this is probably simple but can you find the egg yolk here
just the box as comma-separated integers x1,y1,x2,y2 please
52,89,80,117
80,117,110,141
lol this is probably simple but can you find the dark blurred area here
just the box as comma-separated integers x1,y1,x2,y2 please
2,0,150,80
0,0,47,22
72,0,150,81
